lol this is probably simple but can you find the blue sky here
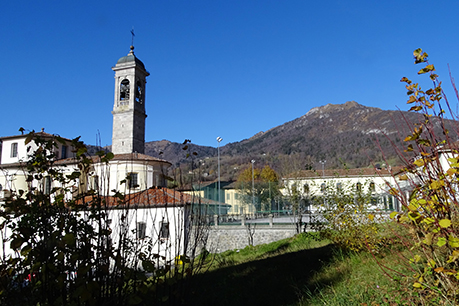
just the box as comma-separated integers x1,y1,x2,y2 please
2,1,459,148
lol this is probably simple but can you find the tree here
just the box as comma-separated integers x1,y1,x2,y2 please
236,165,281,213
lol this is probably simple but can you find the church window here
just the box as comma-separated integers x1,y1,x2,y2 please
136,222,146,239
120,79,130,101
128,173,139,189
370,181,376,192
11,142,18,158
159,222,170,239
135,80,143,103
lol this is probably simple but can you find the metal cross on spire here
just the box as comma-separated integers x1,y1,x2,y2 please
130,27,135,47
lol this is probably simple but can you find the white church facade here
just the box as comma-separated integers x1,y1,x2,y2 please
0,46,211,265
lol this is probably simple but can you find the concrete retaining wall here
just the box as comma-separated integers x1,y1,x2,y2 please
206,224,298,253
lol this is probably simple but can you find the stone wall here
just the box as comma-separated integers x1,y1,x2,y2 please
205,224,298,253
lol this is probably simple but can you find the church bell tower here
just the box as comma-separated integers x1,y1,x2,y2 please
111,46,150,154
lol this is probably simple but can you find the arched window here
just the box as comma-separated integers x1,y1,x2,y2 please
303,183,309,194
135,80,143,103
120,79,130,101
356,182,362,192
369,181,376,192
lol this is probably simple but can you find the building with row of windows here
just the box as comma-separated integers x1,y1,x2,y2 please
281,166,403,212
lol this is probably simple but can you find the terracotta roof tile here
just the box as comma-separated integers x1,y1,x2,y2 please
79,187,223,208
285,167,402,179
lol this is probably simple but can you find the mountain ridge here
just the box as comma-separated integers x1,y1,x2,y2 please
140,101,458,180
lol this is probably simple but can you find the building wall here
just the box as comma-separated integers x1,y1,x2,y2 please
205,225,297,253
282,174,400,211
0,135,74,166
184,187,256,215
93,160,167,196
0,204,189,266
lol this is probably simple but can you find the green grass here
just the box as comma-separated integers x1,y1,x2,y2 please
203,232,329,271
179,231,415,306
300,249,414,306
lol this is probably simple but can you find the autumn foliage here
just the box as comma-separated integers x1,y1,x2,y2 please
382,49,459,304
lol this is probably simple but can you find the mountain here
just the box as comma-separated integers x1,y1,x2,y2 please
143,101,459,180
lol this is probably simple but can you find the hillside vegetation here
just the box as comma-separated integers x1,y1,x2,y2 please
142,101,458,182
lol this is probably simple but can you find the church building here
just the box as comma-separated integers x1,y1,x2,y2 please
0,46,171,197
0,45,213,266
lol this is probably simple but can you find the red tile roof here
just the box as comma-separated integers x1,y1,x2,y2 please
79,187,222,208
285,167,402,179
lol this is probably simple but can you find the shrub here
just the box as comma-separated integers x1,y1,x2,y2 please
315,180,389,253
385,49,459,305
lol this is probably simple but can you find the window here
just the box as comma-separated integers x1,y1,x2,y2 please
303,184,309,194
321,183,326,193
44,176,51,195
128,173,138,189
235,193,239,200
291,183,298,193
159,222,170,239
120,79,130,101
135,80,143,103
227,193,231,200
11,142,18,158
356,182,362,192
136,222,146,239
369,182,376,192
336,182,342,191
61,146,68,159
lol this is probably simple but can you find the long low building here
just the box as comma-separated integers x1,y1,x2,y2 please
281,166,403,212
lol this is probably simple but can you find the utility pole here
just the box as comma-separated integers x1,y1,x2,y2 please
251,159,255,213
319,160,326,205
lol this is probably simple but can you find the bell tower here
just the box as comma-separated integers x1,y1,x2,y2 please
111,46,150,154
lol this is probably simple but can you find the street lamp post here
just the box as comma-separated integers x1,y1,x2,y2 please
217,136,223,215
319,160,326,178
251,159,255,214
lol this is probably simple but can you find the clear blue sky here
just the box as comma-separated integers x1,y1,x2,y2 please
2,1,459,148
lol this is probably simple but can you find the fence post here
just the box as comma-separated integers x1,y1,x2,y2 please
269,214,273,228
241,214,245,227
214,214,219,227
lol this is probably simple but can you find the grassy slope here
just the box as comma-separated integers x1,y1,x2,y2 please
181,233,411,306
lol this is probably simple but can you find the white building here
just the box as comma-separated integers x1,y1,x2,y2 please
0,45,207,265
282,167,402,212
